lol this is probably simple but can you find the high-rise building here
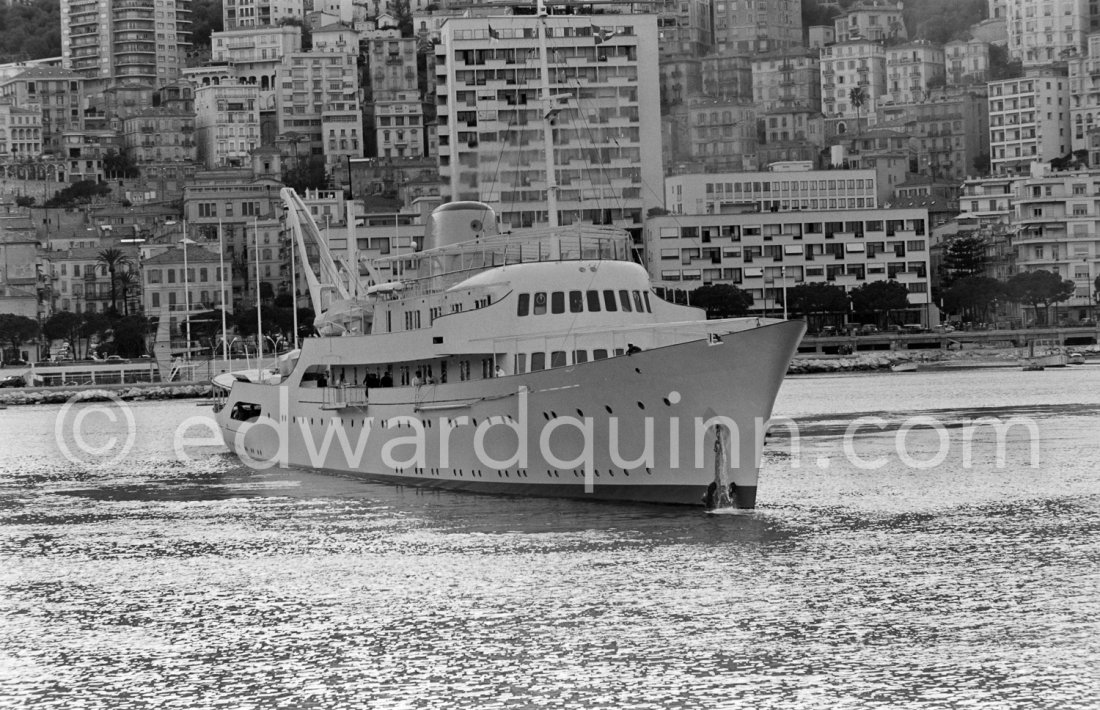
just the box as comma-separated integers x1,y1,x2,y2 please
435,13,663,231
713,0,802,55
752,49,820,111
60,0,191,87
988,69,1071,174
1005,0,1089,66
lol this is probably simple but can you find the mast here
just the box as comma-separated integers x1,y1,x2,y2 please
536,0,559,228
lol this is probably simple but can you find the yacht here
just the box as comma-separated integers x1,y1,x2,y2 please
213,200,804,508
213,2,804,507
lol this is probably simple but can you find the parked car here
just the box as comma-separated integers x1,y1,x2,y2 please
106,355,125,362
858,324,880,335
0,375,26,388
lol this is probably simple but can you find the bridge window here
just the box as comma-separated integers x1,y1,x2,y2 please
619,290,633,312
551,291,565,314
632,291,645,312
530,352,546,371
569,290,583,313
230,402,261,421
533,292,547,315
586,290,601,311
603,290,618,311
517,293,530,316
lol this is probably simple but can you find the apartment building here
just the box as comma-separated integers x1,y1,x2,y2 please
833,0,907,43
0,67,85,157
884,41,946,106
988,69,1071,174
880,87,990,183
141,245,229,345
713,0,802,54
1012,167,1100,318
435,13,663,230
644,207,932,322
1067,32,1100,152
0,102,42,158
61,0,191,86
654,0,712,58
665,168,878,215
223,0,304,30
1004,0,1089,67
751,50,821,111
945,38,990,86
820,40,888,121
194,84,261,169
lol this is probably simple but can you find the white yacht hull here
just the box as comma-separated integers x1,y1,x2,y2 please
216,321,804,507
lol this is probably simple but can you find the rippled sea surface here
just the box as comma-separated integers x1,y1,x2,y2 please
2,366,1099,709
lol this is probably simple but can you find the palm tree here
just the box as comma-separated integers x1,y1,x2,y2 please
96,247,132,315
849,86,867,141
116,270,140,316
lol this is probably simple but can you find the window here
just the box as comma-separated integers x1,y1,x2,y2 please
551,351,566,368
569,291,583,313
517,293,529,316
573,350,589,364
619,290,632,312
551,291,565,314
533,292,547,315
593,349,609,360
514,353,527,373
586,290,601,311
530,352,546,371
603,290,618,311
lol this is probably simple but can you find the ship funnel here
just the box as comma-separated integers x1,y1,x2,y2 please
425,201,498,250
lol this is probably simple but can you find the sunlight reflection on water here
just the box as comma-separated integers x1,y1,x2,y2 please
1,368,1099,708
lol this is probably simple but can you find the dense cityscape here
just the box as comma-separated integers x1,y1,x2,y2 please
1,0,1100,364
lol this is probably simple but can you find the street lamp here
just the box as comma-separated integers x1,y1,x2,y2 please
179,235,196,360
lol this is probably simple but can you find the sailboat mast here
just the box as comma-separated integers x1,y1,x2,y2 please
536,0,558,228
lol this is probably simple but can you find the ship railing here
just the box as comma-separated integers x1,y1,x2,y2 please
321,384,370,410
472,317,773,353
370,229,633,299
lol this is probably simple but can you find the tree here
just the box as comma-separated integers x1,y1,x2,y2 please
849,87,867,138
0,0,62,61
688,284,754,319
44,180,112,208
1005,270,1076,325
112,314,150,358
14,195,35,208
79,311,111,358
786,282,850,328
939,233,987,288
282,155,329,193
97,247,133,315
188,0,223,50
102,150,140,179
0,313,39,361
972,152,991,176
941,276,1004,324
42,311,82,358
116,270,140,316
989,43,1023,81
849,280,911,327
392,0,414,37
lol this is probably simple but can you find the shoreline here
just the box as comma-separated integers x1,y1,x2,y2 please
0,382,212,407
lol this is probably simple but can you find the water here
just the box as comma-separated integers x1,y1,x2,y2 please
2,367,1099,709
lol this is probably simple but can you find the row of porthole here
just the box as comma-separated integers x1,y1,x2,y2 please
394,467,653,478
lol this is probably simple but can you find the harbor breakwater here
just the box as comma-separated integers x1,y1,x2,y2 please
0,383,212,407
